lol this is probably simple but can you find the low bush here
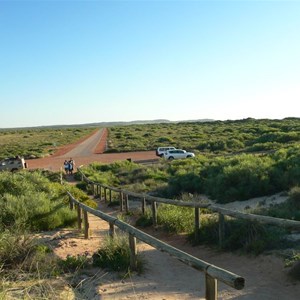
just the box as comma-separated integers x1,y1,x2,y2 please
188,214,287,255
92,235,144,274
58,254,90,273
75,182,88,191
157,204,194,233
135,208,153,228
0,229,35,269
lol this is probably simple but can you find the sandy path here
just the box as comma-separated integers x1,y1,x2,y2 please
48,194,300,300
52,198,206,299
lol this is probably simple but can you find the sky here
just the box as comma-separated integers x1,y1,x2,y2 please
0,0,300,128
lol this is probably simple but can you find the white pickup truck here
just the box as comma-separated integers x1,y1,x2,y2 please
0,156,28,172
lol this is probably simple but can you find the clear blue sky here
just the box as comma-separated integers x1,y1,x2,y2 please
1,0,299,128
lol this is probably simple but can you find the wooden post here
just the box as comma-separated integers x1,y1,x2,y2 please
109,189,112,203
83,210,89,239
194,207,201,243
142,197,146,215
77,205,82,230
99,185,102,200
96,185,99,198
205,273,217,300
219,213,225,248
129,234,137,271
69,195,74,210
60,167,63,184
109,222,115,238
104,187,107,203
125,194,129,213
152,201,157,226
69,199,74,210
120,192,124,212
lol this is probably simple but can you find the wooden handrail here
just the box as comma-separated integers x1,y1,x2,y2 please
67,192,245,292
77,167,300,230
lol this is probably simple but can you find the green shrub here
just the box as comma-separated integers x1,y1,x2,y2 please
188,213,219,245
135,208,153,227
191,215,287,255
58,254,89,273
75,182,87,191
92,235,144,273
0,171,78,231
0,229,35,268
157,204,194,233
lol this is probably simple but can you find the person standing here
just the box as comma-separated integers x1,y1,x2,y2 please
68,158,75,175
63,160,69,174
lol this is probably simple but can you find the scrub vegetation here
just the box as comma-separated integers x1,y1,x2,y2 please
0,170,98,298
80,136,300,256
0,126,97,159
107,118,300,154
80,145,300,203
92,118,299,257
1,118,300,296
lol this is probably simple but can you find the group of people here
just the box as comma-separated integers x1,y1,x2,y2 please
63,158,75,175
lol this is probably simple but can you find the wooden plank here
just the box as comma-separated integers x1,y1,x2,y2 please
211,206,300,229
206,265,244,290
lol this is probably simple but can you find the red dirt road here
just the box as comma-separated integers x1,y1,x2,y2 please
27,128,157,171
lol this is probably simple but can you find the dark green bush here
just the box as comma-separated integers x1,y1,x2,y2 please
189,215,287,255
92,235,144,273
157,204,194,233
135,209,153,228
0,171,78,231
58,254,89,272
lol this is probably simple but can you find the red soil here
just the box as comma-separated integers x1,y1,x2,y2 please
27,128,157,172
